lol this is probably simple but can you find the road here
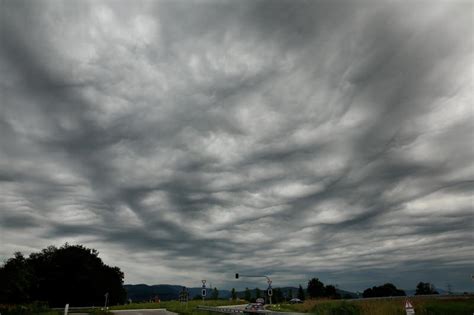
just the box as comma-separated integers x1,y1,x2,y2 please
112,309,178,315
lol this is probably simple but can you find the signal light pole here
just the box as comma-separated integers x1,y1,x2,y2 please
235,273,273,305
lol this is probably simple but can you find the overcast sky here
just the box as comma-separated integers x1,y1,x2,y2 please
1,0,473,292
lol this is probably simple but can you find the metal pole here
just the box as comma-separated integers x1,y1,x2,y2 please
104,292,109,309
267,278,272,305
202,280,207,303
238,274,272,283
235,274,273,305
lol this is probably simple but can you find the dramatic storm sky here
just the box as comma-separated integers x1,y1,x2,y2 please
1,0,473,292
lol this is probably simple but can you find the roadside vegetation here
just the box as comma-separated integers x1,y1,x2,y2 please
0,303,59,315
0,304,111,315
269,296,474,315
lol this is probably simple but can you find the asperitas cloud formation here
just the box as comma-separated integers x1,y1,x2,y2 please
0,0,472,291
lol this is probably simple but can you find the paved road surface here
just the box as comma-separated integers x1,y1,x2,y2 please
217,304,248,310
112,309,177,315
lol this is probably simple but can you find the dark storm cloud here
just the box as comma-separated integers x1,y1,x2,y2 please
1,0,473,291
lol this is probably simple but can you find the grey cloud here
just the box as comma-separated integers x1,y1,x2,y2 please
1,0,473,292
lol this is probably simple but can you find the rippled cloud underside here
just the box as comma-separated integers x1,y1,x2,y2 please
0,0,473,291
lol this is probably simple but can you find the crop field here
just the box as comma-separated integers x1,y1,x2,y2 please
269,296,474,315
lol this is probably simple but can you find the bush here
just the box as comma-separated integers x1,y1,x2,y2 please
0,302,60,315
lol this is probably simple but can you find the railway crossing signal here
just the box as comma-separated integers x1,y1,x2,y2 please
201,280,207,300
179,287,189,303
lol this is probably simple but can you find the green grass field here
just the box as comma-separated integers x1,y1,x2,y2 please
110,299,245,315
269,296,474,315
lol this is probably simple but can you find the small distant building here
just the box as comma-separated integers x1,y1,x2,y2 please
153,296,161,303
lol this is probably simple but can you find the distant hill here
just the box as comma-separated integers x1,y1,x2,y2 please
125,284,183,301
124,284,231,301
337,288,360,299
404,288,447,296
124,284,360,301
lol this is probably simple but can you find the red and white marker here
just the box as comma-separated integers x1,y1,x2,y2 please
405,300,415,315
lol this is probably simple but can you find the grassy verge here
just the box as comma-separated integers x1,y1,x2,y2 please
268,296,474,315
110,299,246,315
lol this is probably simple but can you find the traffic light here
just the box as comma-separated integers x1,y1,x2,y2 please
235,273,239,279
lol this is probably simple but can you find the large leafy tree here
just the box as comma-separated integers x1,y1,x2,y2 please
415,282,438,295
307,278,325,298
0,244,126,306
362,283,406,298
324,285,340,299
0,252,34,304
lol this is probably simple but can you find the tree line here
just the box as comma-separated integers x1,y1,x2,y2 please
0,244,126,306
301,278,439,299
0,243,441,306
235,277,440,303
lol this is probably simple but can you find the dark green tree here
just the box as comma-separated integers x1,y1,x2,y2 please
362,283,405,298
415,282,438,295
255,287,261,300
272,288,284,303
287,289,293,300
211,287,219,300
244,287,251,301
324,285,340,299
297,285,305,300
307,278,325,298
0,244,126,306
231,288,237,300
0,252,34,304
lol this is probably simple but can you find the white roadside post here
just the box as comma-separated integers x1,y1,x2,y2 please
64,304,69,315
104,292,109,310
